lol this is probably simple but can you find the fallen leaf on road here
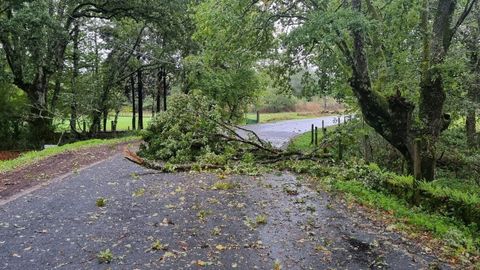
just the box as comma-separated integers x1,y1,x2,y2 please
196,260,212,267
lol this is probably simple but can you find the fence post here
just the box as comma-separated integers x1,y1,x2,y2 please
338,117,341,125
311,124,314,145
315,126,318,147
256,111,260,124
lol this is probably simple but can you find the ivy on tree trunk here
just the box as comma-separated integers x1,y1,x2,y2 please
347,0,475,180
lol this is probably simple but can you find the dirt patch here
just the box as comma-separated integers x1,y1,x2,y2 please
0,151,23,161
0,141,139,201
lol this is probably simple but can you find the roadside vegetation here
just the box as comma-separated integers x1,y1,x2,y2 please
135,94,479,265
1,0,480,267
0,136,139,174
286,120,480,263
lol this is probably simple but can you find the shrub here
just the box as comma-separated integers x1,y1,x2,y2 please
258,94,296,113
329,161,480,228
139,93,240,164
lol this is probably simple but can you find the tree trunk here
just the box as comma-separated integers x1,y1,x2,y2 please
113,110,120,132
26,82,53,148
137,68,144,130
466,109,477,147
51,77,62,114
348,0,460,181
163,69,168,111
130,74,136,130
70,22,80,134
156,69,163,113
465,10,480,147
103,110,108,132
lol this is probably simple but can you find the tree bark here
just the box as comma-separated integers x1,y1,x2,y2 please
103,110,108,132
70,22,80,134
465,7,480,147
163,69,168,111
156,69,163,113
466,109,477,147
26,81,53,148
137,68,144,130
130,74,137,130
346,0,470,180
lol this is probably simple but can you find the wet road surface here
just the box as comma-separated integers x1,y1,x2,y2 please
242,116,345,148
0,118,450,270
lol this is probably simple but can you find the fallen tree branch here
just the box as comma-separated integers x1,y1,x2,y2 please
124,146,225,172
214,133,279,155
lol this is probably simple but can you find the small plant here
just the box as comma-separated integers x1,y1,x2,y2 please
133,188,145,197
130,172,140,180
282,185,299,196
242,152,255,164
197,210,211,220
273,260,282,270
96,197,106,207
97,249,113,264
294,198,306,204
151,240,168,251
256,214,268,225
211,181,236,190
212,226,222,236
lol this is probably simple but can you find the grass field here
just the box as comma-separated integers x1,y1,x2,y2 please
54,116,153,132
0,136,140,173
54,112,334,132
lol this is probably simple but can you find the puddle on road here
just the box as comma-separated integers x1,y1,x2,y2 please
241,172,447,270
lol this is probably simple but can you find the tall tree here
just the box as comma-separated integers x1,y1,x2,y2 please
463,4,480,147
188,0,273,120
70,21,80,134
130,74,136,130
264,0,477,180
137,67,144,130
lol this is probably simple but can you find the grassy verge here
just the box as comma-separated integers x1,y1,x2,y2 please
280,156,480,263
284,124,480,264
288,126,337,151
0,136,140,173
333,181,478,256
245,112,335,124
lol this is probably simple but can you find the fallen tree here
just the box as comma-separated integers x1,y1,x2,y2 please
125,93,331,171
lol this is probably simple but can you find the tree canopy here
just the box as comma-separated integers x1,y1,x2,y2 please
1,0,479,180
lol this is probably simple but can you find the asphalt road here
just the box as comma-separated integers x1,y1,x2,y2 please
0,118,449,270
242,116,346,148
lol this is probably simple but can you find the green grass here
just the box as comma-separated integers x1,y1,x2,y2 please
0,136,140,173
245,112,334,124
332,180,478,256
291,160,480,260
288,126,337,151
283,158,479,261
54,116,153,132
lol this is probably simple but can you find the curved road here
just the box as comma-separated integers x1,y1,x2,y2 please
0,117,449,270
242,115,345,148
